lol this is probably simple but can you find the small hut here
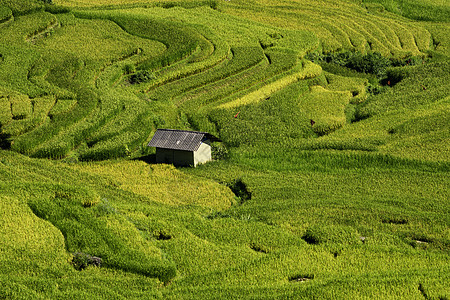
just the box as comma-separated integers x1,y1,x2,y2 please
147,129,221,167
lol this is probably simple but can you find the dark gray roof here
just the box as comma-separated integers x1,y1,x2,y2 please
147,129,221,151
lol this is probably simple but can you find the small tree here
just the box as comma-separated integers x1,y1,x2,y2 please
129,70,155,84
346,52,390,78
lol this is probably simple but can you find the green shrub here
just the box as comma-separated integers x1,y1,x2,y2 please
123,64,135,74
366,83,387,95
346,52,390,78
384,67,411,86
129,70,155,84
211,142,229,160
71,252,102,270
307,51,391,78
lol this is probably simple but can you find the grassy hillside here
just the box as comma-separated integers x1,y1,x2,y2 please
0,0,448,298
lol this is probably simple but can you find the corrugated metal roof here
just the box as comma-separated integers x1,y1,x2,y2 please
147,129,221,151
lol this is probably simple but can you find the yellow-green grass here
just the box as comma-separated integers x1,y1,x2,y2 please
0,0,43,15
192,157,449,239
147,46,265,103
363,0,450,22
0,5,11,23
71,8,226,103
0,195,69,274
181,160,449,298
53,0,204,8
48,99,77,117
0,96,11,126
175,57,269,109
424,22,450,57
357,61,450,118
221,0,433,57
217,60,321,109
298,85,353,136
32,95,55,117
0,1,448,296
68,161,235,210
0,152,238,280
324,73,368,104
0,10,168,158
171,44,304,109
132,25,231,94
0,93,55,137
1,182,176,282
318,96,450,162
154,5,319,53
9,93,32,120
80,98,145,143
1,137,449,298
6,1,430,160
1,11,56,44
79,129,144,160
0,44,42,96
379,129,449,162
193,78,314,148
28,114,98,158
2,116,49,137
54,0,147,7
37,13,166,64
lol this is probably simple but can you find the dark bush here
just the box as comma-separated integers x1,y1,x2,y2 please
366,83,387,95
306,51,391,78
72,252,102,270
211,142,229,160
129,70,155,84
227,178,251,204
345,52,390,78
154,230,172,240
208,0,218,10
384,67,410,86
249,243,268,253
123,64,136,75
391,56,425,67
0,132,11,149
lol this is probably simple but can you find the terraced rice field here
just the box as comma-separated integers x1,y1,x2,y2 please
1,0,445,159
0,0,448,298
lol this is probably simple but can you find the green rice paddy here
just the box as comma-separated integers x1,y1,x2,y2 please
0,0,448,298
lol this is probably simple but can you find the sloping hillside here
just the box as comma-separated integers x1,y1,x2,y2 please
0,0,448,298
